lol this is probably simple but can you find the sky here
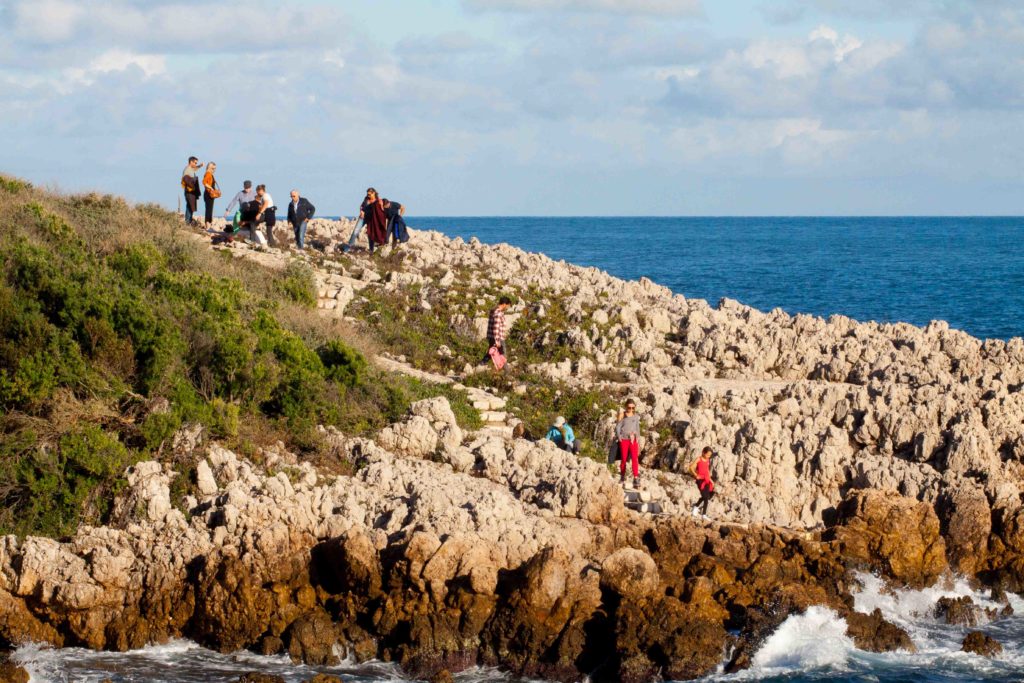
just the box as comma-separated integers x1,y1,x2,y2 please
0,0,1022,216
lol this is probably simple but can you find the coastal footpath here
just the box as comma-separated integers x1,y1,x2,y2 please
0,182,1021,680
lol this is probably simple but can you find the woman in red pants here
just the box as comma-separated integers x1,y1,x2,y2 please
616,399,640,488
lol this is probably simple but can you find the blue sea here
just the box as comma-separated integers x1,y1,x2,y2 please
409,216,1024,341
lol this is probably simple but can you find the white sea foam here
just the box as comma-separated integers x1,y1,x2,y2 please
747,605,854,673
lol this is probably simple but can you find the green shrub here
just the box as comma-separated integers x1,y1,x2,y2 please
319,339,366,388
0,175,32,193
277,261,317,307
8,424,138,537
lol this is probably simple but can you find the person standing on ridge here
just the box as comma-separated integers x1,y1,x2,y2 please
202,162,220,226
483,295,512,369
689,447,715,519
287,189,316,251
616,399,641,488
181,156,202,226
382,197,409,246
362,188,388,254
253,184,276,246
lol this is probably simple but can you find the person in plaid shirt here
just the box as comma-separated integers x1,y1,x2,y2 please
483,295,513,365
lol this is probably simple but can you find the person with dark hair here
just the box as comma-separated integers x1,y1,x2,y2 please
181,156,202,226
616,399,641,488
202,162,220,226
254,184,275,245
382,198,409,245
362,188,388,254
689,447,715,518
224,180,256,219
483,295,513,368
287,189,316,251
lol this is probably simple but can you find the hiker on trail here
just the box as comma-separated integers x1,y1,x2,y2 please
254,184,276,245
546,416,580,455
616,399,641,488
689,446,715,519
202,162,220,226
483,295,512,370
287,189,316,251
181,156,202,226
382,198,409,246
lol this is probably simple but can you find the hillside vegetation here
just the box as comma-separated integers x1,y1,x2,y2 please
0,175,472,538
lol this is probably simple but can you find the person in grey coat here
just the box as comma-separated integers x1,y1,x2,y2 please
616,399,641,487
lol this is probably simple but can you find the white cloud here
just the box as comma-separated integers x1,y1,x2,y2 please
464,0,702,16
11,0,83,43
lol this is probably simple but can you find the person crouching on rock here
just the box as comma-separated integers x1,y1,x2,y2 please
689,447,715,518
616,399,640,488
546,416,580,455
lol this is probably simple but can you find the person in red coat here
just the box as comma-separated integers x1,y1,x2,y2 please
360,187,388,254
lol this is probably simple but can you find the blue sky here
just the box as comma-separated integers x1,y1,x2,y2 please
0,0,1020,215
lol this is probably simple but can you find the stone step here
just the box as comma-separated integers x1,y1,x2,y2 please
477,424,514,439
624,490,652,503
625,501,663,514
480,411,507,424
472,400,492,411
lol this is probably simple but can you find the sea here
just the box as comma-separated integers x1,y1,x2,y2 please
408,216,1024,341
19,216,1024,681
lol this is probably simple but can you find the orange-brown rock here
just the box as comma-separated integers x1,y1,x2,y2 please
962,630,1003,657
827,490,947,587
845,609,915,652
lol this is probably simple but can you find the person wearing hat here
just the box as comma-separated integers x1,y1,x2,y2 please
224,179,257,219
545,416,580,455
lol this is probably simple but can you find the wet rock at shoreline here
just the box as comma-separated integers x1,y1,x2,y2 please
961,630,1003,657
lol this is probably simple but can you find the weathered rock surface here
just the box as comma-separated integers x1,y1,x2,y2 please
961,630,1003,657
12,223,1024,680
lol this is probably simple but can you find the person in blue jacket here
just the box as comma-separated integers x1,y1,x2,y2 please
546,416,580,455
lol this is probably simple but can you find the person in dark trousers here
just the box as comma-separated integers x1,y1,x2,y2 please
361,188,388,254
483,295,512,368
382,198,409,245
287,189,316,251
689,447,715,518
254,184,276,245
201,162,220,226
616,399,641,488
181,156,202,225
224,180,256,219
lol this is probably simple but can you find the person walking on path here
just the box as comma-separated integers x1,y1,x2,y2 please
546,416,580,455
254,184,276,245
689,447,715,519
483,295,512,369
616,399,641,488
201,162,220,226
224,180,256,219
287,189,316,251
382,198,409,246
181,156,202,226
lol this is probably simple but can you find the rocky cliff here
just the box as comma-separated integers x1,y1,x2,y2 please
1,219,1021,681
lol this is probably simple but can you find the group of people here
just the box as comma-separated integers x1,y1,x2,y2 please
480,294,717,517
543,397,716,518
180,158,407,253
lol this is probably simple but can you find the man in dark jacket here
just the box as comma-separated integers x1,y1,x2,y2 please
287,189,316,251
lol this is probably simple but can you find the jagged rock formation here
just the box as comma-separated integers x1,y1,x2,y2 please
3,220,1023,680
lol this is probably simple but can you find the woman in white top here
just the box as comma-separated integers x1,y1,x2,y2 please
255,184,276,244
